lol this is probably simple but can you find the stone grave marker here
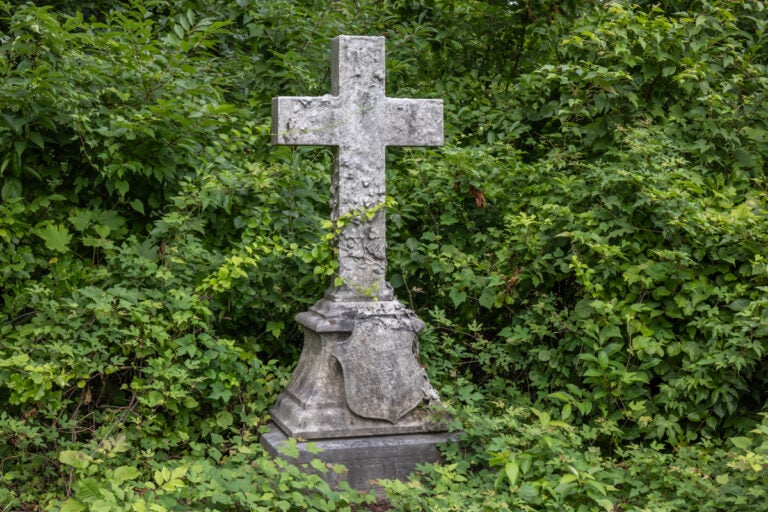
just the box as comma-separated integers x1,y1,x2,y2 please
261,35,451,489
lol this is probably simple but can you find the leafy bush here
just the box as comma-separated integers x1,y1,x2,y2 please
387,0,768,444
383,396,768,511
1,0,767,509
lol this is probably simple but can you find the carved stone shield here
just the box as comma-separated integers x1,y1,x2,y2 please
332,317,424,423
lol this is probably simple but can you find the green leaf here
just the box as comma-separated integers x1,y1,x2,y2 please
94,224,111,238
69,209,94,232
596,498,614,511
37,223,72,253
107,433,130,454
267,320,284,338
278,438,300,459
733,148,755,167
440,213,458,225
94,501,117,512
2,113,26,135
519,454,532,474
155,466,171,486
162,478,185,492
60,500,85,512
14,140,26,158
478,288,495,309
113,465,141,483
130,199,145,214
728,299,750,312
1,178,22,200
0,353,30,367
730,436,752,450
28,131,44,149
59,450,92,470
170,466,187,481
449,288,467,307
505,460,519,487
310,459,327,472
145,391,163,406
216,411,233,428
305,442,323,455
532,408,551,427
518,483,538,500
549,391,573,403
73,478,103,501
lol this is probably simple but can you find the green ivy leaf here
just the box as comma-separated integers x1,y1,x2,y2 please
216,411,233,428
278,438,300,459
310,459,327,472
305,442,323,455
267,320,284,338
94,224,111,238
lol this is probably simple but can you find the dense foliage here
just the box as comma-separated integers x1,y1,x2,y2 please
1,0,766,510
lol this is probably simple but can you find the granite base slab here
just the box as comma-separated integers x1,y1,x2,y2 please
260,424,455,491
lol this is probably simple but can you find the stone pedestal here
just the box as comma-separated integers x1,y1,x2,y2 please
264,298,452,490
269,298,448,440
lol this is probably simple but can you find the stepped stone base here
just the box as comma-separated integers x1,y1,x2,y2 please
260,424,456,490
264,297,454,489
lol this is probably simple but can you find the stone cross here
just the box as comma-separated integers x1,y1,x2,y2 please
264,37,451,483
272,35,443,301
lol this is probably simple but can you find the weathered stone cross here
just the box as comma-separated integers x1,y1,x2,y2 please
272,35,443,301
264,37,450,481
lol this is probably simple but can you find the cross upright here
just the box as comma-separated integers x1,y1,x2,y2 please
272,35,443,302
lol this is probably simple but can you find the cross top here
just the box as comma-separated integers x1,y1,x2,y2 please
272,36,443,301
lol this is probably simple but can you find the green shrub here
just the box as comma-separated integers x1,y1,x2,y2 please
1,0,766,509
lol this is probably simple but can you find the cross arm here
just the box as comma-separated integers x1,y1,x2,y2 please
382,98,444,147
272,95,343,146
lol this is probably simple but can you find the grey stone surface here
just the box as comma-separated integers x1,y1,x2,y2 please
333,317,432,423
297,297,424,333
269,298,448,440
260,423,456,490
268,35,448,447
272,35,443,302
